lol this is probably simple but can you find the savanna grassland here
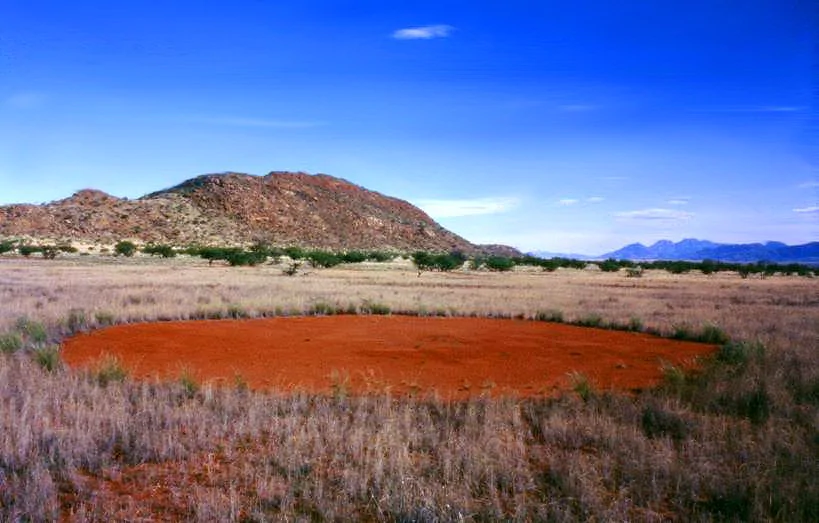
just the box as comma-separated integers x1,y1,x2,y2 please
1,254,817,521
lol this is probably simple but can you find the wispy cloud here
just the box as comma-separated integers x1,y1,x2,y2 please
5,92,46,109
392,24,454,40
557,198,579,206
416,197,519,218
614,208,694,221
690,105,805,113
586,196,604,203
798,181,819,189
666,198,689,205
187,116,325,128
793,205,819,214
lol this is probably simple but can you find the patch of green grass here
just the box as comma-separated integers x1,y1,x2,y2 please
65,308,88,334
359,300,391,315
94,311,116,326
568,371,594,402
15,317,48,344
33,346,61,373
575,314,603,328
0,332,23,354
698,323,730,345
94,354,128,386
716,341,764,366
535,309,564,323
179,369,200,398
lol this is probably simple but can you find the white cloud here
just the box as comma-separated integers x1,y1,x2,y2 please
614,208,694,221
5,92,45,109
188,116,325,128
798,181,819,189
558,198,579,206
691,105,805,113
415,197,519,218
586,196,604,203
392,24,454,40
793,206,819,214
666,198,689,205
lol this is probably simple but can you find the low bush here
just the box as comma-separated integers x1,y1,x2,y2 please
0,332,23,354
33,346,61,373
114,240,137,257
142,244,176,258
484,256,515,272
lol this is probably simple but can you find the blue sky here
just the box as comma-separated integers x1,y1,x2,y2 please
1,0,816,254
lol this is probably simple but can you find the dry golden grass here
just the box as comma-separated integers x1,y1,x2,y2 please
0,254,817,521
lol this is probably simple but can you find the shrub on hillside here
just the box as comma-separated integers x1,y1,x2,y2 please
18,245,40,257
0,240,15,255
484,256,515,272
225,250,267,267
307,250,343,268
114,241,137,257
142,244,176,258
412,251,464,273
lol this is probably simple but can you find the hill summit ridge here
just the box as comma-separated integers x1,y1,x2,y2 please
0,171,478,252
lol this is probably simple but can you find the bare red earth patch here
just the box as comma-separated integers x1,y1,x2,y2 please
62,316,715,398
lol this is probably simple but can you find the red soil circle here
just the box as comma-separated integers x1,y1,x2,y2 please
62,316,715,399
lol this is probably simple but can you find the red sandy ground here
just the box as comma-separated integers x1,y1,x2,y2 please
62,316,715,398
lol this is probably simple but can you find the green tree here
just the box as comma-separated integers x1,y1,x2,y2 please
115,241,137,257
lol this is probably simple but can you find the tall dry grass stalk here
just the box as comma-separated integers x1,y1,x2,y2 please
0,255,817,520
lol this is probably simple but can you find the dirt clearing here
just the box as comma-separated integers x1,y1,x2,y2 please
62,316,715,398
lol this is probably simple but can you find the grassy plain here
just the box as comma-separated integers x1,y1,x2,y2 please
0,254,817,520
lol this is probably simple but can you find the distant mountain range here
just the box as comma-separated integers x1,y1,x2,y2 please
530,239,819,264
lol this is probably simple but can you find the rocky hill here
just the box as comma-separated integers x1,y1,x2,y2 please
0,171,480,252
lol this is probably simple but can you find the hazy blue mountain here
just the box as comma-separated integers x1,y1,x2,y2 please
602,239,722,260
601,239,819,263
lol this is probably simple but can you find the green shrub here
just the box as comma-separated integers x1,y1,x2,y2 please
599,258,621,272
94,311,116,326
412,251,464,272
225,250,267,267
306,250,342,268
569,372,594,402
340,251,368,264
360,300,391,315
142,244,176,258
179,369,200,398
366,251,395,262
94,355,128,386
484,256,515,272
114,241,137,257
535,309,564,323
33,346,61,373
18,245,40,257
716,341,764,366
66,308,88,334
698,323,730,345
0,332,23,354
576,314,603,328
15,317,47,344
284,246,306,260
0,240,16,254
